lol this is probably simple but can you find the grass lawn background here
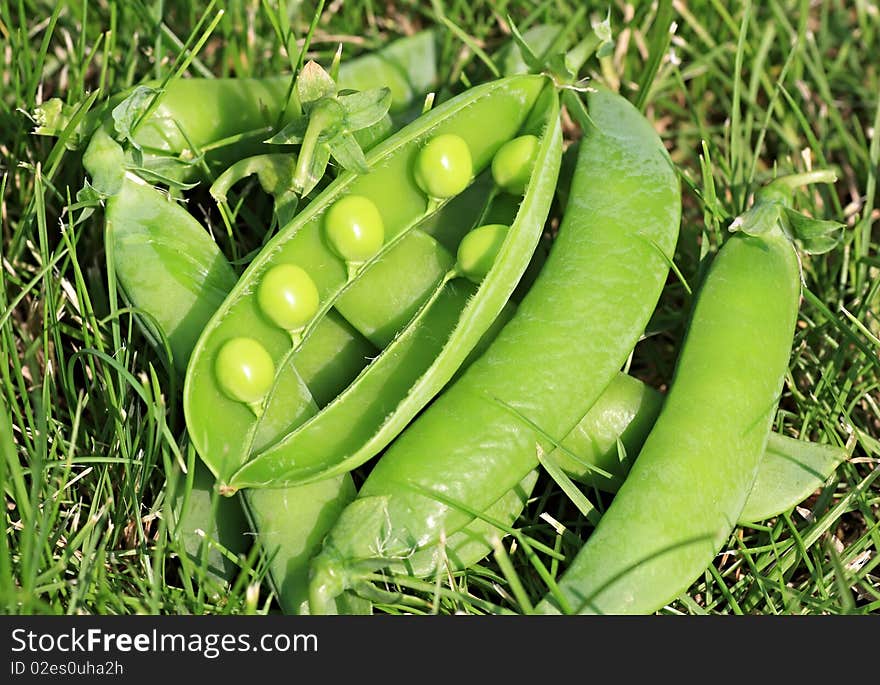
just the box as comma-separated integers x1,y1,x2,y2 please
1,0,878,614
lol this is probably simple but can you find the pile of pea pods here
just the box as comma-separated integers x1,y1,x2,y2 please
40,22,848,615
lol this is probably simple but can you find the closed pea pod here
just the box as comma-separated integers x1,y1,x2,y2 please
37,31,441,183
307,84,681,613
547,371,848,521
536,172,837,615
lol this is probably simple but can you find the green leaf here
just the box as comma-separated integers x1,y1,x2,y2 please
111,85,162,148
506,16,543,73
296,60,337,107
337,87,392,131
75,179,106,204
327,132,368,174
297,143,331,197
265,115,309,145
739,434,848,523
308,97,346,140
783,208,846,255
728,201,782,237
125,166,200,192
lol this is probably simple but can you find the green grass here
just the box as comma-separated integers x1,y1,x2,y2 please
1,0,878,615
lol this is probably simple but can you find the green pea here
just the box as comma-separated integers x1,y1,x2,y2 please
215,337,275,406
414,133,473,199
324,195,385,264
257,264,320,333
491,134,539,195
456,224,509,283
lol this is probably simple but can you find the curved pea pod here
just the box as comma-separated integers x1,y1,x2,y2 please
227,89,561,490
241,476,360,614
307,84,682,612
400,471,540,579
184,74,550,487
549,373,849,523
535,199,812,616
37,31,439,184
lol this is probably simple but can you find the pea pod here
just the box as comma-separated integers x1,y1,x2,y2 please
226,86,562,490
80,33,547,615
548,372,847,522
535,173,834,615
307,84,682,613
184,74,551,489
168,459,250,589
36,30,440,182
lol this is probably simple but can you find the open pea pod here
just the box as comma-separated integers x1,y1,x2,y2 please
184,74,553,488
229,92,562,490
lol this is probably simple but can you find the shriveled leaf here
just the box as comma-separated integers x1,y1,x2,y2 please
32,98,70,136
593,12,615,59
329,43,343,83
32,91,102,149
296,61,336,106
